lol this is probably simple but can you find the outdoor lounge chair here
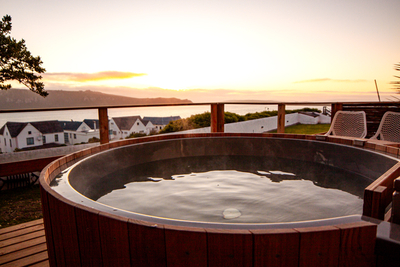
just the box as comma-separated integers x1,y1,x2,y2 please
370,111,400,142
325,110,367,138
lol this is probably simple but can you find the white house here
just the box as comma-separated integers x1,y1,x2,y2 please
143,116,181,132
0,121,65,153
0,123,16,153
109,116,155,140
60,120,99,145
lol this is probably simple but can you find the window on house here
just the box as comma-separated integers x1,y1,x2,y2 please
74,134,77,139
113,131,117,135
137,122,139,126
109,130,113,135
55,134,59,142
4,138,6,146
27,137,34,145
9,139,12,147
28,131,32,134
42,136,46,144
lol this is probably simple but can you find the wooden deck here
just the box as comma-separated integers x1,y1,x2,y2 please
0,219,49,267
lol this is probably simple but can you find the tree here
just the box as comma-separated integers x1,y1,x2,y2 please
0,15,47,97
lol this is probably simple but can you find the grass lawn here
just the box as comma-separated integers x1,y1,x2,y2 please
0,185,43,229
270,123,330,134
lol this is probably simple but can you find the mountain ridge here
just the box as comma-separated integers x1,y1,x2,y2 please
0,89,192,109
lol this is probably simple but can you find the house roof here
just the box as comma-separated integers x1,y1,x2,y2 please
30,121,63,134
112,116,142,130
143,116,181,125
59,121,84,131
83,119,99,130
1,120,74,138
3,122,29,137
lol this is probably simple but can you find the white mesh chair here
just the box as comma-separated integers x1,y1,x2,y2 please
325,111,367,138
370,111,400,142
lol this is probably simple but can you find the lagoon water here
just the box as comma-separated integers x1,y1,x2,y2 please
0,104,322,127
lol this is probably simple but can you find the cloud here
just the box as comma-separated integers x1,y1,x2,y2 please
43,71,147,82
41,80,392,104
294,78,368,83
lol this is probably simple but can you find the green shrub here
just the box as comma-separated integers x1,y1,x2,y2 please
126,132,147,139
88,137,100,143
160,108,323,134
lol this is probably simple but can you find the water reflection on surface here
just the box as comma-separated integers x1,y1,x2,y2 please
87,156,370,223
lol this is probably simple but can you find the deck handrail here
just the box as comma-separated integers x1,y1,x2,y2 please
0,100,355,114
2,101,400,220
0,101,329,144
2,100,398,144
2,101,400,224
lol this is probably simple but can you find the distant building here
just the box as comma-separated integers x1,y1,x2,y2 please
109,116,155,140
0,121,64,153
60,120,99,145
143,116,181,132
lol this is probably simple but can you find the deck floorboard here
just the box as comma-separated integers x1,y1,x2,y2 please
0,219,49,267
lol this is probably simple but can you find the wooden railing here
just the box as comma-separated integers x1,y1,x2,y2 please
2,101,399,144
0,101,398,171
1,101,334,145
2,101,400,222
0,101,311,177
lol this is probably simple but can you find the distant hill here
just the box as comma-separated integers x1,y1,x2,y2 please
0,89,192,109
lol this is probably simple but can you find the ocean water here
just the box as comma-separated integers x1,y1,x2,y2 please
0,104,301,127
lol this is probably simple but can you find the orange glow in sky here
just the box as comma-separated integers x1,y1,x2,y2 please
2,0,400,102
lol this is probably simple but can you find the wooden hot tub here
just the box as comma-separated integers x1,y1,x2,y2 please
40,133,397,266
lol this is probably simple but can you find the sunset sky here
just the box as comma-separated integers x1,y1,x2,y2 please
2,0,400,102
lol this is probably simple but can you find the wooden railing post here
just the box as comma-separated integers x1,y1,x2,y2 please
277,104,285,133
331,103,343,120
211,103,224,133
392,178,400,224
371,186,388,220
98,107,109,144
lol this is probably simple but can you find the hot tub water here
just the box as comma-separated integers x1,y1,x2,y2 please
53,155,370,223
